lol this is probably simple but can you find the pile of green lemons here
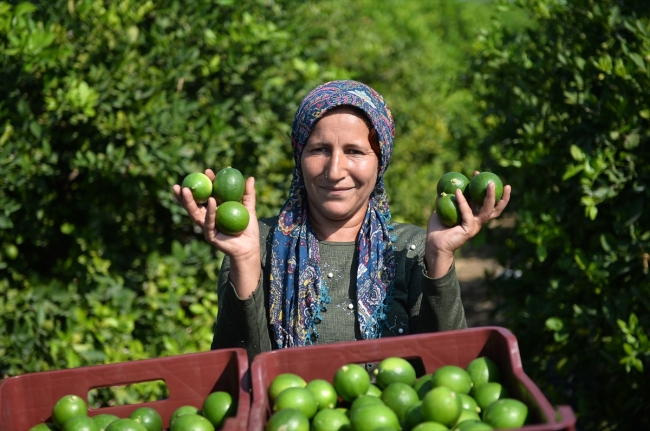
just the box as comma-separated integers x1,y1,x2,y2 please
28,391,236,431
182,167,249,235
435,172,504,228
265,356,528,431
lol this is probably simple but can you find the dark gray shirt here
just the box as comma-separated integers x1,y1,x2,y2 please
211,217,467,362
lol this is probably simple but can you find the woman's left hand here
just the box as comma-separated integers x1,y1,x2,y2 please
424,175,511,278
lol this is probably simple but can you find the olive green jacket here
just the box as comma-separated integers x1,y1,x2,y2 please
211,217,467,362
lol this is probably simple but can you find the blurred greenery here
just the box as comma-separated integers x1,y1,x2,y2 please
470,0,650,429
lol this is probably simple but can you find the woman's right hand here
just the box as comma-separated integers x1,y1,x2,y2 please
173,170,261,299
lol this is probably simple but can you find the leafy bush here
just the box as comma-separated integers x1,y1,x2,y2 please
0,0,339,378
470,0,650,428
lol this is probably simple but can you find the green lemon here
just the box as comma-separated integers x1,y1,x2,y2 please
473,383,509,412
403,400,424,431
182,172,213,204
212,167,245,204
92,414,120,431
465,357,501,394
28,424,56,431
268,373,307,404
350,394,385,414
411,422,449,431
420,386,462,427
430,365,473,395
311,408,351,431
366,383,382,397
273,387,318,419
456,421,494,430
333,363,370,403
62,416,98,431
129,407,162,431
436,193,462,227
215,201,249,235
202,391,237,428
306,379,338,410
374,357,417,389
453,409,481,429
468,172,504,206
482,398,527,429
414,374,434,400
3,243,18,260
52,395,88,429
349,404,401,431
170,405,200,425
380,382,419,421
437,172,470,195
265,409,309,431
105,418,148,431
170,414,215,431
458,393,481,415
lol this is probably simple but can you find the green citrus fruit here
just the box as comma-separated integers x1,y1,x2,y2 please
202,391,236,428
170,414,215,431
273,387,318,419
414,374,434,400
482,398,527,429
333,363,370,403
3,243,18,260
212,167,245,204
465,357,501,394
62,416,98,431
436,193,462,227
265,408,309,431
403,400,424,431
430,365,473,395
420,386,462,427
458,393,481,415
349,404,401,431
437,172,470,195
105,418,148,431
129,407,162,431
268,373,307,404
453,408,481,429
366,383,382,397
215,201,249,235
411,422,449,431
170,406,200,425
468,172,503,206
374,357,417,389
52,395,88,429
311,408,351,431
380,382,419,421
28,424,56,431
473,383,509,412
182,173,213,204
350,394,385,414
306,379,338,410
456,421,494,430
92,414,120,431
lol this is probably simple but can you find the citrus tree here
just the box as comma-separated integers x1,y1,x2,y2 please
470,0,650,428
0,0,340,378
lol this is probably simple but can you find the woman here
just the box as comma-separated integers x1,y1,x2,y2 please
173,80,510,362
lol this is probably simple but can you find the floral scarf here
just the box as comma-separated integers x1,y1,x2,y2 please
269,80,396,348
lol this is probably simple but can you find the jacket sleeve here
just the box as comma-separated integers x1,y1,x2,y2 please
210,254,272,363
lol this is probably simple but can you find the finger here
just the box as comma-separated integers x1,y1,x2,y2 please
473,170,480,177
204,197,218,243
204,168,216,181
477,183,498,222
455,189,475,228
242,177,257,217
172,184,183,204
493,184,512,214
182,187,207,226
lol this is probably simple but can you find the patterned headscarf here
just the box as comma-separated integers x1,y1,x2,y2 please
269,80,397,348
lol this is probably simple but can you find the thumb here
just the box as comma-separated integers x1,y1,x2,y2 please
242,177,257,217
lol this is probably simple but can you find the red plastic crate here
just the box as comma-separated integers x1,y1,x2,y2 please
248,327,576,431
0,348,250,431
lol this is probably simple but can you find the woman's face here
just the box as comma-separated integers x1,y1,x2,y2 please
301,110,379,227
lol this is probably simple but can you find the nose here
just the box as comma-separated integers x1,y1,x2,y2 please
325,150,345,181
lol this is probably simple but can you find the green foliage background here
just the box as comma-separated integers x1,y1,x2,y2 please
470,0,650,429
